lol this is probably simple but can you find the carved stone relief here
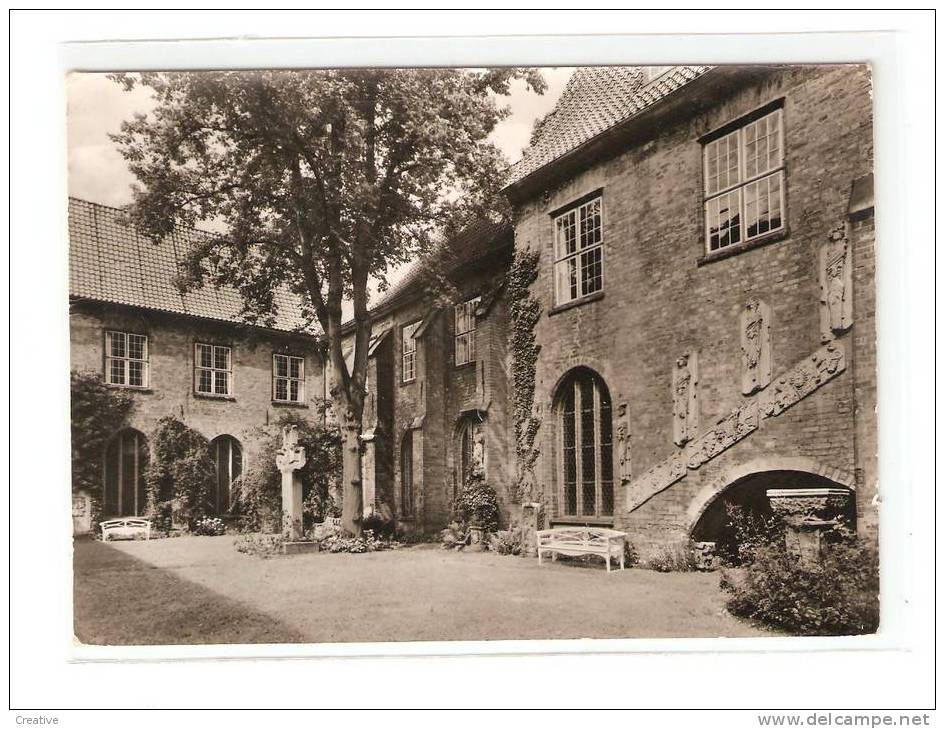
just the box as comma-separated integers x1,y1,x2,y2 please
741,298,772,395
616,400,632,484
672,352,699,446
759,342,846,418
625,451,686,512
819,225,854,341
685,400,760,470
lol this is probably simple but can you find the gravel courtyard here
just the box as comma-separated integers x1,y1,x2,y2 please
74,536,767,645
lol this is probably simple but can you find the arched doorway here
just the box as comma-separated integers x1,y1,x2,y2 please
400,431,414,517
209,435,243,516
691,470,856,563
103,429,149,517
554,367,614,520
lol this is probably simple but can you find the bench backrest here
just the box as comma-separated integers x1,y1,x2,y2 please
536,527,626,545
101,518,150,529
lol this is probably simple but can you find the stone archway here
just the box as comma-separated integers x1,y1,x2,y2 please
688,458,856,564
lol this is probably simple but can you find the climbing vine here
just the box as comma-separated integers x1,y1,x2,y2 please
507,247,542,502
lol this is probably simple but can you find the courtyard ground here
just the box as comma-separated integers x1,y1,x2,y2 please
74,536,767,645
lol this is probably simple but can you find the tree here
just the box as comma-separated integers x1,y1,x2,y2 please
110,68,545,535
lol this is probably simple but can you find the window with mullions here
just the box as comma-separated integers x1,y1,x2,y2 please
556,368,614,519
402,321,421,382
553,196,603,305
273,354,305,403
105,331,149,388
195,343,232,396
703,107,785,254
454,298,479,366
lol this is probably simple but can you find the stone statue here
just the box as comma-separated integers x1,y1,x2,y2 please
471,427,486,477
741,299,772,395
616,400,632,483
819,225,854,341
672,352,699,446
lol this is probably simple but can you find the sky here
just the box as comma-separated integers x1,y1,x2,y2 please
65,68,575,207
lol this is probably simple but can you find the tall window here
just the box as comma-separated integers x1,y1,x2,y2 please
105,331,149,388
557,369,614,519
402,321,421,382
703,106,785,253
454,298,479,366
273,354,305,403
401,431,414,517
210,435,242,515
103,429,149,517
195,343,232,396
554,196,603,305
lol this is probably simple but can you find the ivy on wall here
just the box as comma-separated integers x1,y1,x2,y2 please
507,247,542,502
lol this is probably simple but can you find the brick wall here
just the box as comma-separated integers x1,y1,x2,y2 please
70,301,326,469
510,65,875,554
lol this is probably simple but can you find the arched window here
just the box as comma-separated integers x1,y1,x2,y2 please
103,429,149,517
556,369,613,518
401,431,414,517
210,435,243,515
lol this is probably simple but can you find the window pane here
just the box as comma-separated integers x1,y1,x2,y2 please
198,344,212,368
275,355,287,377
128,360,144,388
555,210,577,259
555,257,579,304
706,189,742,251
562,384,577,516
580,247,603,296
198,368,212,393
109,358,125,385
580,378,596,516
744,172,783,240
108,332,126,358
579,199,601,249
744,111,782,179
275,378,288,401
128,334,145,360
214,346,230,371
289,379,299,402
214,371,229,395
289,357,301,379
705,130,739,195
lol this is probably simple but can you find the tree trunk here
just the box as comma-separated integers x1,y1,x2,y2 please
339,413,364,536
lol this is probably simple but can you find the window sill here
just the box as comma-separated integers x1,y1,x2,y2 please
193,392,236,402
400,378,417,387
271,400,308,408
547,290,604,317
105,384,152,394
454,361,476,371
697,228,788,266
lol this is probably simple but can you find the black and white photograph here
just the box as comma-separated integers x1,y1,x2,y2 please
7,8,936,719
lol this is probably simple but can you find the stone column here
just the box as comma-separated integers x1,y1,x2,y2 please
520,501,545,557
360,428,377,519
767,488,851,566
276,425,307,540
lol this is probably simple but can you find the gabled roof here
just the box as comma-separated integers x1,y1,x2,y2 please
68,198,317,336
368,217,513,316
504,65,712,189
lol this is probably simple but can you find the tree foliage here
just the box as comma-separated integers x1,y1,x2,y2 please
111,67,545,534
70,370,135,496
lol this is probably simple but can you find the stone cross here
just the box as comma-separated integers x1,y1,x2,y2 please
276,425,307,540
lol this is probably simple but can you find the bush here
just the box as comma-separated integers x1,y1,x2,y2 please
451,473,500,532
234,533,284,559
721,523,880,636
233,411,341,533
362,513,397,539
645,541,699,572
192,516,226,536
70,370,135,521
624,541,640,568
440,521,468,550
145,416,216,530
308,523,395,553
489,525,523,555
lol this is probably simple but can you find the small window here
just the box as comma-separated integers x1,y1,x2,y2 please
703,107,785,254
195,343,232,396
105,331,149,388
273,354,305,403
402,321,421,383
553,196,603,305
454,298,479,367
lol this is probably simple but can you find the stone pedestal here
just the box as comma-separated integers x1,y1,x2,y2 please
767,488,851,566
276,426,307,540
72,490,92,536
520,502,545,557
468,524,487,551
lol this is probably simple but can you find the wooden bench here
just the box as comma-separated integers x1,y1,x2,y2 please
100,518,152,542
536,526,628,572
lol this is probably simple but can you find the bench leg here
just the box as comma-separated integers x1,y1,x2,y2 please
538,549,543,567
620,550,625,570
605,554,611,572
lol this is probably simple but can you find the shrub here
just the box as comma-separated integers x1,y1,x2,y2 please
489,525,523,555
233,411,341,532
145,416,216,530
70,370,135,521
645,541,699,572
721,524,880,636
624,540,640,568
440,521,468,550
451,473,500,532
309,523,395,553
192,516,226,536
362,513,397,539
235,533,284,559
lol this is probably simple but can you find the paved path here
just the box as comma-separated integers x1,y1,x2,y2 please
74,536,767,645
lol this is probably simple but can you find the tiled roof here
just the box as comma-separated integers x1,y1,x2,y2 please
68,198,317,335
368,217,512,314
504,65,712,188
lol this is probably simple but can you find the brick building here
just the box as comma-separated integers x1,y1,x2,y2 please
501,64,876,557
69,198,325,531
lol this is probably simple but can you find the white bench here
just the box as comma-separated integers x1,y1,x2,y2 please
100,518,151,542
537,526,628,572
